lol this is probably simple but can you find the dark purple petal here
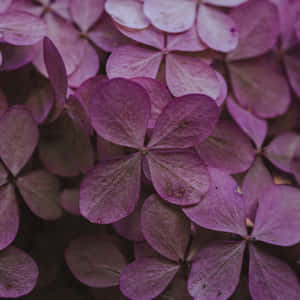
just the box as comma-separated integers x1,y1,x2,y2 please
141,194,190,262
97,136,125,161
0,106,39,176
134,241,160,259
147,151,210,206
0,162,8,186
65,235,127,288
120,257,180,300
188,241,246,300
0,88,7,118
184,167,247,236
60,188,80,216
90,78,151,148
162,276,193,300
80,153,142,224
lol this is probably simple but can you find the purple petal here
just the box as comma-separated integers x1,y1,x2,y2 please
252,185,300,246
197,4,238,52
80,153,142,224
0,106,39,176
70,0,104,32
148,94,219,149
227,96,267,148
65,235,127,288
17,170,63,220
0,184,18,251
97,136,125,161
196,120,255,174
0,0,12,13
166,53,220,99
146,151,210,206
295,19,300,40
0,246,38,298
143,0,197,33
184,168,247,236
249,244,300,300
141,194,190,262
242,157,273,222
120,257,179,300
228,57,290,119
105,0,150,29
203,0,248,6
60,188,80,216
107,45,163,79
90,78,151,148
0,162,8,186
188,241,246,300
215,71,228,107
0,11,46,46
50,0,72,21
227,0,279,60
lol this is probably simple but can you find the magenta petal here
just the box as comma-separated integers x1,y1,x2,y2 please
0,106,39,176
107,45,163,79
284,47,300,98
90,78,151,148
0,0,12,13
188,241,246,300
0,246,38,298
148,94,219,149
144,0,197,33
80,153,142,224
249,244,300,300
203,0,248,6
17,170,63,220
228,57,290,119
105,0,150,29
196,120,255,174
60,188,80,216
120,257,180,300
242,157,273,222
252,185,300,246
184,168,247,236
147,151,210,206
227,0,279,60
166,53,220,99
65,235,127,288
0,184,18,251
141,194,190,262
227,96,267,148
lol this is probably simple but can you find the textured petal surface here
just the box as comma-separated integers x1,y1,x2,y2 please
80,153,141,224
184,168,247,236
0,246,38,298
147,151,210,206
144,0,197,33
148,94,219,149
60,188,80,216
249,244,300,300
141,194,190,262
90,78,151,148
252,185,300,246
166,54,220,99
0,106,39,176
66,235,127,288
188,241,246,300
17,170,63,220
196,120,255,174
120,257,179,300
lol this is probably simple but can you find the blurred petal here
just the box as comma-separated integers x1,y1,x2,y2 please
60,188,80,215
0,88,7,118
0,0,12,13
97,136,125,161
215,71,228,107
203,0,248,6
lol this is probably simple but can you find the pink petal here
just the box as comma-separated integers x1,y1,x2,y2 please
71,0,105,32
90,78,151,148
197,4,238,52
105,0,150,29
184,168,247,236
215,71,228,107
107,45,163,79
284,47,300,98
148,94,219,149
166,53,220,99
188,241,246,300
65,235,127,288
0,0,12,13
80,153,142,224
0,184,18,251
0,246,39,298
0,106,39,176
146,151,210,206
196,120,255,174
203,0,248,6
141,194,190,262
120,257,179,300
227,0,279,60
249,244,300,300
252,185,300,246
144,0,197,33
50,0,73,21
60,188,80,215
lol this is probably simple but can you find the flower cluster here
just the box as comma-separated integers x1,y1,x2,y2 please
0,0,299,299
